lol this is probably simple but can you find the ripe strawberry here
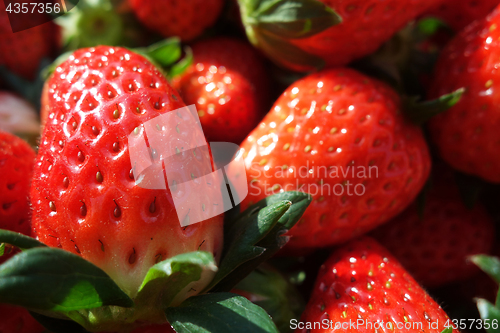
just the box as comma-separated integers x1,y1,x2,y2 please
129,0,223,41
0,131,36,237
296,237,458,333
428,5,500,183
425,0,499,31
31,46,224,299
0,304,45,333
171,37,270,144
371,179,495,288
239,0,439,71
0,2,57,80
233,68,431,251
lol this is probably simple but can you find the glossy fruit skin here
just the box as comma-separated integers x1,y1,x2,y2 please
429,6,500,183
172,37,270,144
235,68,431,250
31,46,224,297
372,180,495,288
0,2,57,80
425,0,499,31
0,131,35,237
0,304,45,333
297,237,459,333
129,0,223,41
287,0,437,71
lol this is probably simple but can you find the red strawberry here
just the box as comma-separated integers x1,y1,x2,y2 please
428,5,500,183
0,2,57,80
425,0,499,31
0,304,45,333
371,177,495,288
296,237,459,333
0,131,35,237
129,0,223,41
31,46,224,301
232,68,431,251
239,0,439,72
171,37,270,144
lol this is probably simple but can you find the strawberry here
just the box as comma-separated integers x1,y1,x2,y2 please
0,131,36,237
0,92,40,137
171,37,270,144
295,237,459,333
232,68,431,251
425,0,499,31
0,1,57,80
31,46,224,299
238,0,439,72
0,304,45,333
428,5,500,183
371,177,495,288
129,0,223,41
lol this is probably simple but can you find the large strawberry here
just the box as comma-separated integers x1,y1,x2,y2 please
31,46,224,301
296,237,459,333
0,2,57,80
425,0,499,31
171,37,270,144
237,0,440,71
371,174,495,288
0,131,35,237
231,68,431,251
428,5,500,183
129,0,223,41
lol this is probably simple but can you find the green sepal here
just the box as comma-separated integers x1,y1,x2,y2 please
0,247,133,311
417,17,450,36
169,46,194,78
232,264,304,333
135,38,182,68
246,0,342,39
136,251,217,309
440,327,453,333
404,88,464,125
30,312,89,333
205,191,311,293
0,243,4,257
0,229,47,250
238,0,340,71
470,255,500,284
476,299,500,333
165,292,279,333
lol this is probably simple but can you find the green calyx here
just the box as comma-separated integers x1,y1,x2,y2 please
238,0,342,71
404,88,465,125
57,0,124,50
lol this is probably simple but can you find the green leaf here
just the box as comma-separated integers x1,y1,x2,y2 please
404,88,464,125
476,298,500,333
135,38,182,67
29,312,90,333
165,293,279,333
470,255,500,284
136,251,217,308
169,46,194,78
0,243,4,257
232,264,304,333
0,229,46,250
0,247,133,311
250,0,342,39
206,191,311,292
248,27,325,71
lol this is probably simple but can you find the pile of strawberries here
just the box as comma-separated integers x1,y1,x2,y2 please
1,0,500,332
